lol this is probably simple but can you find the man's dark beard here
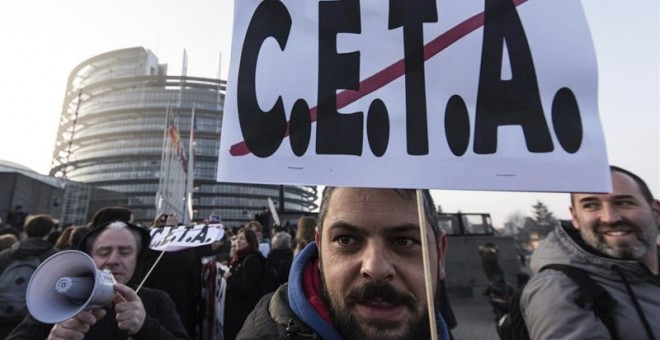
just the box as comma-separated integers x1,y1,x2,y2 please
582,222,656,260
320,273,432,340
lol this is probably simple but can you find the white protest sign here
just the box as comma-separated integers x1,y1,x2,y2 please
150,224,224,252
267,197,281,226
217,0,611,192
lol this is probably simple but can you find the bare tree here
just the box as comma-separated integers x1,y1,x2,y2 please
503,210,526,236
532,201,556,227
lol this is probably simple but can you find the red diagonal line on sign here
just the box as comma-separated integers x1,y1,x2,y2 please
230,0,528,156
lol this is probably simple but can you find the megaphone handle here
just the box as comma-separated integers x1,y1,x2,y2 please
135,250,166,293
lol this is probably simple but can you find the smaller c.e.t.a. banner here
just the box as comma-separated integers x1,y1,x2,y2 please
150,224,224,252
217,0,611,192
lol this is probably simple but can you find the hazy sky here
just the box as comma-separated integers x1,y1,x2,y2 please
0,0,657,227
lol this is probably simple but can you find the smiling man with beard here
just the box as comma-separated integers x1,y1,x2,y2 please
521,166,660,340
238,187,451,340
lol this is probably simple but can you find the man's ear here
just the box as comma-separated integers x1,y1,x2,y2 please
569,205,580,230
437,231,448,280
651,199,660,227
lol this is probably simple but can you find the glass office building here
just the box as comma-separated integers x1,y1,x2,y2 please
50,47,317,226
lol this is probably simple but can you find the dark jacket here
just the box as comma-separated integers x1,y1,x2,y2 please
224,250,267,340
6,286,190,340
0,238,57,338
521,223,660,339
141,245,217,339
0,238,56,274
238,284,316,340
238,242,451,340
266,248,293,287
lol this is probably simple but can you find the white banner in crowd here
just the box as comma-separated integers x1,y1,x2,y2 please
149,224,224,252
217,0,611,193
267,198,281,226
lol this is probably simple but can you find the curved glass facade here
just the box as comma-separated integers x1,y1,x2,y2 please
50,47,317,226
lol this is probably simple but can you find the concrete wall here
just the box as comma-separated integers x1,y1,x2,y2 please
0,173,18,222
0,172,64,226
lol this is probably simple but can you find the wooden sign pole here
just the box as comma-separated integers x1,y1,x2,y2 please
416,189,438,340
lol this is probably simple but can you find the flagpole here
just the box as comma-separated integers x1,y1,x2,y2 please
156,104,171,214
217,52,223,109
173,116,186,217
185,104,196,225
176,49,187,218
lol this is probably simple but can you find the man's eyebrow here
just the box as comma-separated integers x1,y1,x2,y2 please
387,224,421,233
578,194,638,204
578,194,636,202
577,196,599,204
611,194,638,200
327,222,360,233
327,222,420,233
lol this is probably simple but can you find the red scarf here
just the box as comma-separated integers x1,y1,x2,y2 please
229,247,253,268
302,257,332,324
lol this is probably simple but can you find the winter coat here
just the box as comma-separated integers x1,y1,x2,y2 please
237,284,315,340
6,286,190,340
141,244,217,339
520,223,660,340
224,250,267,340
0,238,56,274
266,248,293,287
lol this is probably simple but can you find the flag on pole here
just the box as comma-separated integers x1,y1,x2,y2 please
168,123,189,174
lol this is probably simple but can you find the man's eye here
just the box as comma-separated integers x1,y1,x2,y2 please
394,238,417,247
616,200,635,207
582,202,599,210
333,235,356,246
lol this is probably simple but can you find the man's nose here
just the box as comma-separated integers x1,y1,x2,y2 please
600,203,622,224
106,251,120,265
360,241,395,282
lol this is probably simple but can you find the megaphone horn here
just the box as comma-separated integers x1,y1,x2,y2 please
27,250,116,324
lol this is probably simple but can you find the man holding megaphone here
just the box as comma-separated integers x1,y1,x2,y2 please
6,221,190,339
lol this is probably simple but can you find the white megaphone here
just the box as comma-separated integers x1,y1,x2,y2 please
26,250,116,324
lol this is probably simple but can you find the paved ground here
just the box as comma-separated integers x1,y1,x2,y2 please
447,294,500,340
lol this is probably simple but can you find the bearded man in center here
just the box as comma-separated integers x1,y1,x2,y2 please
238,187,451,340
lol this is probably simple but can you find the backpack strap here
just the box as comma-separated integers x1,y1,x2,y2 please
612,265,655,340
541,264,619,340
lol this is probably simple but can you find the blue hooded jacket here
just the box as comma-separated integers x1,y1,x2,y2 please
287,242,450,340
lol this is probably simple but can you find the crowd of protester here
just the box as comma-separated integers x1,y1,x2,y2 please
0,165,658,339
0,208,309,340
